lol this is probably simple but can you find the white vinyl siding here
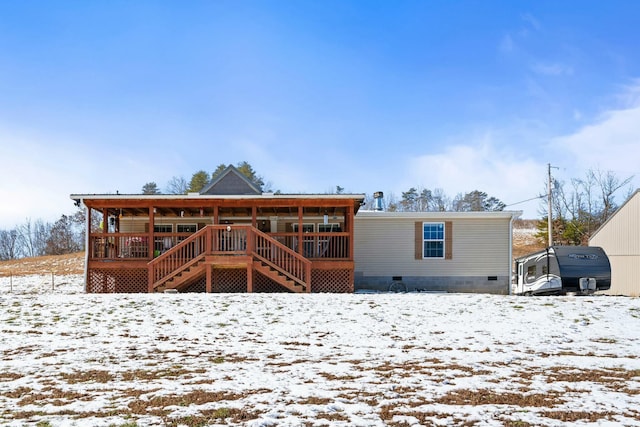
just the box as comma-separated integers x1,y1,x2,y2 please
355,213,512,277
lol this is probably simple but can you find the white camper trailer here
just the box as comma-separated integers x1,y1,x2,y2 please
513,246,611,296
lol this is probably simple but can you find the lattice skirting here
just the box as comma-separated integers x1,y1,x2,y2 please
87,266,354,293
183,276,206,293
180,269,352,293
180,269,250,293
87,268,148,293
254,272,292,293
311,268,353,293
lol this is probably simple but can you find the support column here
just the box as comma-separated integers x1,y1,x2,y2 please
297,206,303,256
206,264,212,293
347,204,354,260
251,206,257,228
148,206,155,258
247,262,254,293
147,206,155,293
84,204,90,293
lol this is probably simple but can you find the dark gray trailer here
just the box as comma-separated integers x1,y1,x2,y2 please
512,246,611,296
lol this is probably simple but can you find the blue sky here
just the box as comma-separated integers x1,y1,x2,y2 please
1,1,639,228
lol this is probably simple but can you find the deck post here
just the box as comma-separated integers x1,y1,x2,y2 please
148,206,155,259
251,206,257,228
297,206,303,256
247,261,253,293
206,264,212,293
347,204,354,260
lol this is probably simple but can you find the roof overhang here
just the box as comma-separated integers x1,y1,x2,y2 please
70,193,367,217
355,210,522,220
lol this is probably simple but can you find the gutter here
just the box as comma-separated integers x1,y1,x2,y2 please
508,213,517,296
82,199,89,293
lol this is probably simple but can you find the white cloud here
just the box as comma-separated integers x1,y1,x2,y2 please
400,85,640,219
405,137,545,217
549,104,640,181
0,126,181,229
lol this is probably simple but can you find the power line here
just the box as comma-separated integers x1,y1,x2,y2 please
505,194,545,207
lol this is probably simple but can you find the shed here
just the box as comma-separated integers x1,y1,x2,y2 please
589,189,640,296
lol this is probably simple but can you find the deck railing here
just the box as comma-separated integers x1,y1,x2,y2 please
89,230,350,260
253,228,311,287
270,232,350,259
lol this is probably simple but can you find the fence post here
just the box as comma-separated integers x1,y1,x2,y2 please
52,271,55,290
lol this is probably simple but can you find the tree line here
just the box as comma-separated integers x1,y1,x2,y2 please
0,212,85,261
537,168,634,245
141,161,269,195
363,188,507,212
0,162,632,261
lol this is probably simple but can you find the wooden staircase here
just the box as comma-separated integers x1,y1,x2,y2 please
148,225,311,293
153,256,207,293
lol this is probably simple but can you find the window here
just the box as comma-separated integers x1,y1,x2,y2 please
422,222,444,258
177,224,197,233
318,223,340,232
292,223,314,233
154,224,173,253
177,224,197,244
154,224,172,233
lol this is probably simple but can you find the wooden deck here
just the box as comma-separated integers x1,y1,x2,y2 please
75,192,363,293
87,225,354,293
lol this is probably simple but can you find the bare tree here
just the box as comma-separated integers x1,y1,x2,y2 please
431,188,450,212
591,168,633,222
0,228,21,260
537,168,634,245
45,214,82,255
165,176,188,195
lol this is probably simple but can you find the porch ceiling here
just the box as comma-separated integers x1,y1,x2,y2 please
82,199,361,219
110,205,346,218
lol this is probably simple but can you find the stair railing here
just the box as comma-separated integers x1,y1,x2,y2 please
251,227,311,290
148,225,311,292
147,226,210,292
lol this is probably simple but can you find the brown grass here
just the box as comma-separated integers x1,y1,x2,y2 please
0,252,84,277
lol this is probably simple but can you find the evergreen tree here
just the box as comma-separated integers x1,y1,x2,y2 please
236,161,264,190
452,190,505,212
400,187,419,211
188,170,210,193
141,182,161,194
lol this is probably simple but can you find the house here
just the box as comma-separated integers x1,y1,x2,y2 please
589,189,640,296
353,210,521,294
71,166,365,293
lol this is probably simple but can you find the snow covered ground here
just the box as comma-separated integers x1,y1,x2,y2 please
1,274,639,426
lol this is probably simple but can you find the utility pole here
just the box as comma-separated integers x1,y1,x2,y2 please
547,163,558,247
